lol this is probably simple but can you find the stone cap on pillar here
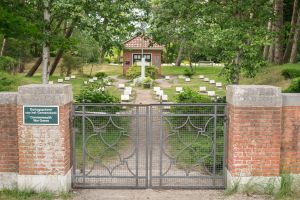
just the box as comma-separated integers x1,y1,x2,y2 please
0,92,18,104
282,93,300,106
226,85,282,107
18,84,73,105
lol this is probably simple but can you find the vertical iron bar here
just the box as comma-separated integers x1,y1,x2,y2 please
213,105,217,186
72,105,76,186
223,105,228,187
145,106,149,188
135,106,139,187
82,105,86,185
159,104,163,187
149,106,153,187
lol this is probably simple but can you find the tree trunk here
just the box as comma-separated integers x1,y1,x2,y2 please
18,62,25,73
49,25,74,75
26,56,42,77
49,49,63,75
175,41,184,66
98,47,105,64
0,38,7,56
42,0,50,84
268,44,275,63
89,63,94,76
117,50,121,64
263,21,272,59
66,65,72,76
283,0,299,63
232,51,241,84
188,48,192,69
290,10,300,63
274,0,284,65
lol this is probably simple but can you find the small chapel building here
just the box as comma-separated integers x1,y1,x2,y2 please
122,35,164,76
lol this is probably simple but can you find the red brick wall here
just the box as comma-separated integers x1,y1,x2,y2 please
122,50,162,75
281,106,300,173
17,104,72,175
0,104,18,173
227,104,282,177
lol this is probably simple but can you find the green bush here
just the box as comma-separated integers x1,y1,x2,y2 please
61,54,83,76
94,72,107,79
126,65,158,80
284,78,300,93
0,72,17,91
175,88,211,103
126,65,140,79
281,68,300,79
75,82,119,103
146,65,158,79
143,77,153,88
0,56,18,72
183,68,195,78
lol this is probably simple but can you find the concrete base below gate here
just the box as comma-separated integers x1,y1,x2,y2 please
226,169,281,192
18,169,72,192
0,172,18,189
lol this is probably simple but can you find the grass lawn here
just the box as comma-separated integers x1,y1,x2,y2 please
160,66,226,102
3,62,124,98
0,188,72,200
239,63,300,90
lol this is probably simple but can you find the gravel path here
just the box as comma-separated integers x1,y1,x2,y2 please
72,189,271,200
110,75,129,87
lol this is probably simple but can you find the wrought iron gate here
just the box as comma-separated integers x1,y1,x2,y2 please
72,103,226,189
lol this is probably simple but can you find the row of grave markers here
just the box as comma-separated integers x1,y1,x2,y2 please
119,84,133,102
49,75,77,84
165,75,222,88
153,87,168,102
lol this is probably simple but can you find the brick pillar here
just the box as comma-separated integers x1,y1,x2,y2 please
226,85,282,188
17,84,73,192
281,94,300,174
0,92,18,189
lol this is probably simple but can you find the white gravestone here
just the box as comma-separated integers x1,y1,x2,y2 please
93,77,98,81
124,90,132,96
121,94,130,101
118,84,125,89
154,87,160,92
185,78,191,82
216,82,222,87
156,90,164,96
161,95,168,101
48,81,54,85
199,75,205,79
199,86,207,93
71,75,76,79
84,81,88,84
57,79,64,83
89,79,94,83
208,91,216,97
176,87,183,93
165,76,170,80
65,77,70,81
204,78,210,82
210,80,215,84
125,87,132,92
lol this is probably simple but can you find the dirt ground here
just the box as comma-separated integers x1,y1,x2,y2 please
71,189,271,200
